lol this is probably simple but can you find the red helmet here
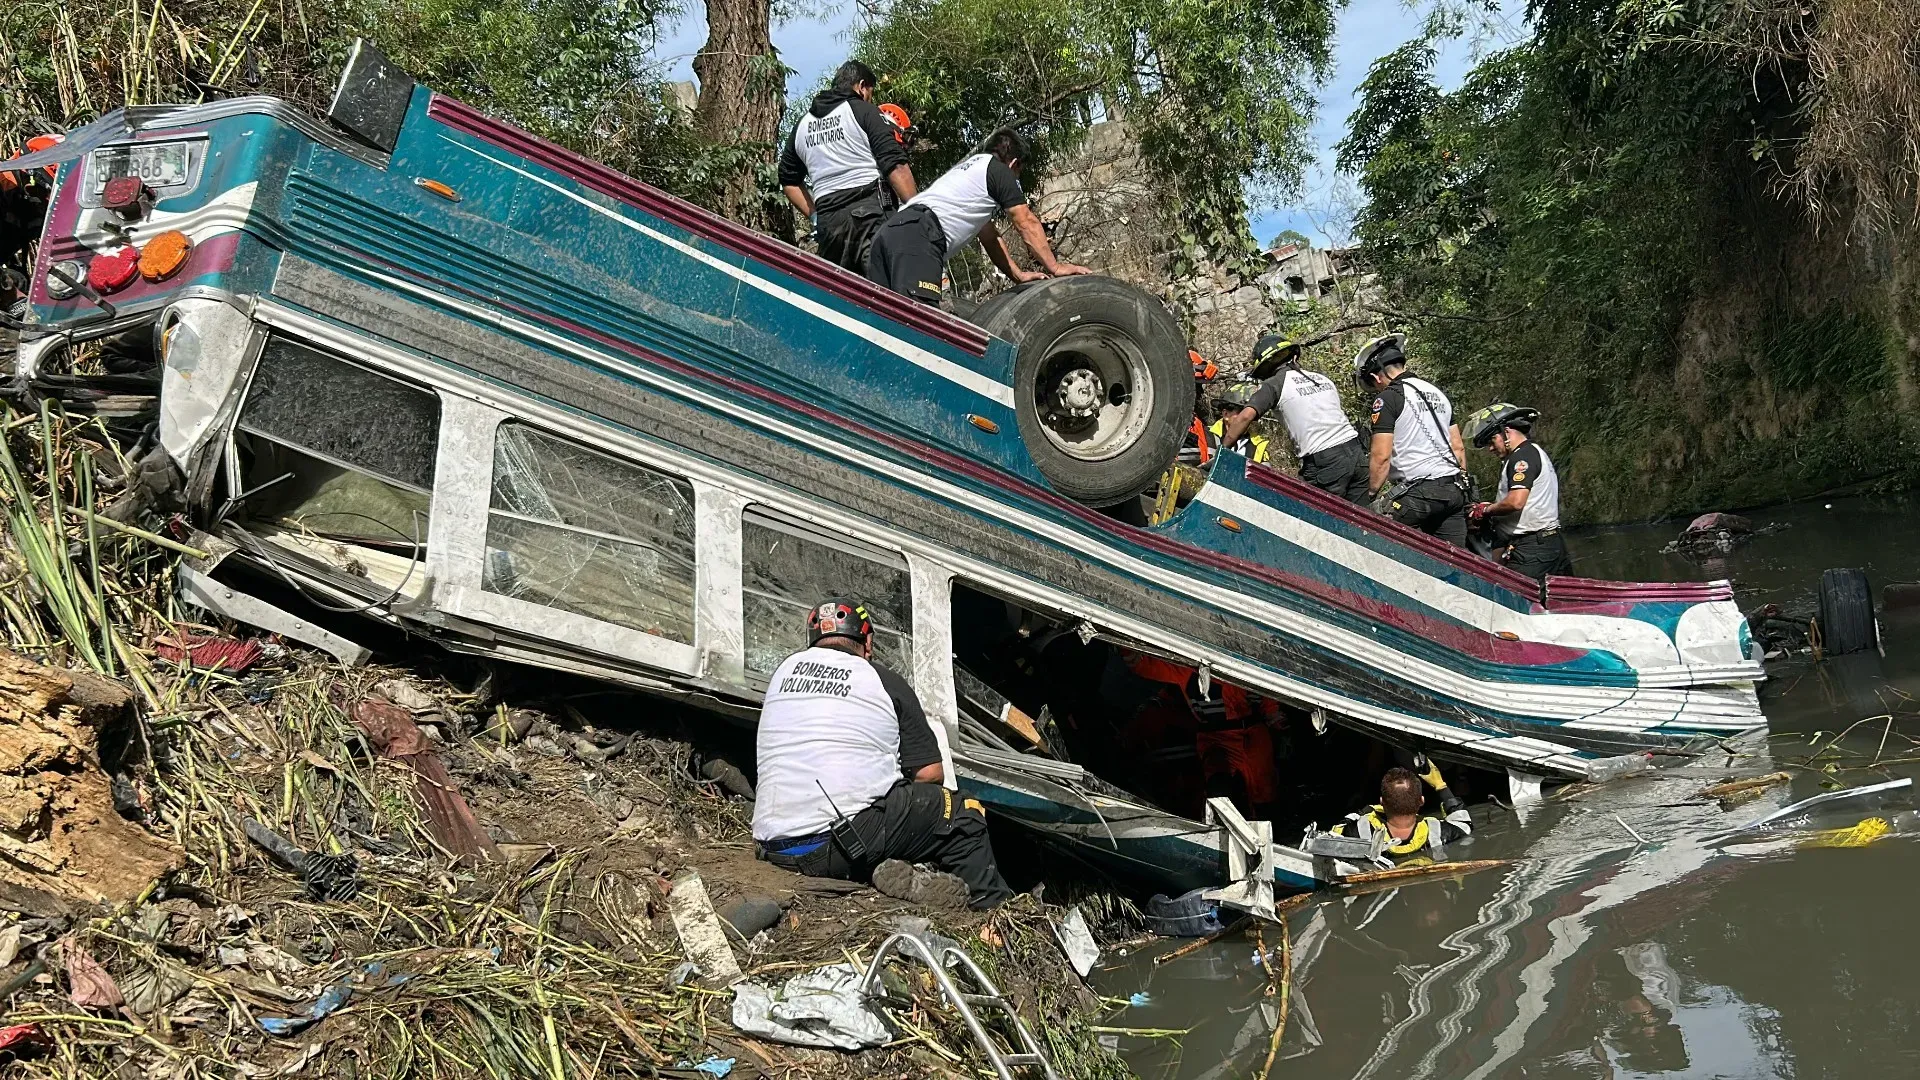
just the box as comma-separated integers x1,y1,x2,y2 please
808,597,873,646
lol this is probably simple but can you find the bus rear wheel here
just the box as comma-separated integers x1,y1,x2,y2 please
972,276,1190,507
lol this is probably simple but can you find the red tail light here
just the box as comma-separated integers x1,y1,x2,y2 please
87,247,140,293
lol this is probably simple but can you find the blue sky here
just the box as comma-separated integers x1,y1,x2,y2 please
655,1,1525,250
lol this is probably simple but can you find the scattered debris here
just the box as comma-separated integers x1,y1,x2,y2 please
1144,888,1227,937
1702,771,1793,801
731,964,892,1050
668,871,744,986
1052,906,1101,978
718,895,784,942
61,938,123,1008
152,632,265,672
0,648,181,914
351,695,497,860
1664,511,1788,557
242,818,361,901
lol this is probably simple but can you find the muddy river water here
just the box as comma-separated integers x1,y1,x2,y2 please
1099,494,1920,1079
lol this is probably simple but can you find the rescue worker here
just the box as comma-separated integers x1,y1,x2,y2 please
1207,379,1272,463
778,61,918,273
866,127,1091,304
1355,334,1472,545
1333,757,1473,861
1464,402,1574,581
753,597,1013,909
1124,653,1282,820
1183,350,1220,466
1216,335,1366,498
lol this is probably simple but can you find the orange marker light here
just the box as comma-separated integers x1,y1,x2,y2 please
138,230,193,282
415,178,461,201
967,414,1000,434
1217,517,1242,532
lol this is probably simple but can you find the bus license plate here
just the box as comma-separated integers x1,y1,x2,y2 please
88,141,194,197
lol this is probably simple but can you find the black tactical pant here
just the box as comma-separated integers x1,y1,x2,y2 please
1300,440,1370,505
815,189,887,273
762,781,1013,909
1503,530,1573,581
866,205,947,304
1389,475,1470,547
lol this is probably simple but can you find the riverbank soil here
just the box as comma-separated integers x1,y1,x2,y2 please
0,642,1129,1078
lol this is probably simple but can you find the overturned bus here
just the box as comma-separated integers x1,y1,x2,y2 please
4,44,1765,898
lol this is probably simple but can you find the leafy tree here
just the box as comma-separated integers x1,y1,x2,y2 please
1268,228,1312,250
1335,0,1918,521
0,0,760,211
850,0,1341,272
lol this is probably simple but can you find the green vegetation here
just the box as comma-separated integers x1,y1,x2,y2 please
1335,0,1920,522
0,0,760,209
849,0,1343,273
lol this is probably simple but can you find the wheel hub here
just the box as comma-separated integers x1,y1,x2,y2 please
1055,368,1103,419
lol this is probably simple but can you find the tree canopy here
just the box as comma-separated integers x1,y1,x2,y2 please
0,0,764,209
849,0,1343,270
1334,0,1920,520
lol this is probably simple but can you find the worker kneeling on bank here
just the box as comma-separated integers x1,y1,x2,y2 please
754,596,1015,910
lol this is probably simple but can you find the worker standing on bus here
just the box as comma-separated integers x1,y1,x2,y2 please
1216,335,1367,500
778,61,918,273
866,128,1091,304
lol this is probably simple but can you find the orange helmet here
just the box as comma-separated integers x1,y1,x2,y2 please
1,133,63,192
878,103,916,145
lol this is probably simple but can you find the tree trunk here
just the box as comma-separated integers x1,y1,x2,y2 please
692,0,791,239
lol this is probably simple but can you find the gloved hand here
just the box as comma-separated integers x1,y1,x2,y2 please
1468,501,1491,524
1413,752,1447,791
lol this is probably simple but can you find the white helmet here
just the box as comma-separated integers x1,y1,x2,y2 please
1352,333,1408,386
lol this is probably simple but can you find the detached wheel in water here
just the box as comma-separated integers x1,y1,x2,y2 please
1817,567,1878,655
970,276,1190,507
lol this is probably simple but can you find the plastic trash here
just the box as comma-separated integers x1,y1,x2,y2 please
730,963,892,1050
1052,906,1100,978
674,1056,735,1077
1144,888,1225,938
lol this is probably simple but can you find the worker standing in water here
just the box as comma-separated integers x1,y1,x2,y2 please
778,61,917,273
1334,756,1472,861
1463,402,1574,581
1216,335,1368,501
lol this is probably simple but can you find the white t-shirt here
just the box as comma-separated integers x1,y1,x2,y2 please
903,153,1026,251
751,647,942,842
1249,367,1359,457
1368,374,1461,483
1496,441,1561,534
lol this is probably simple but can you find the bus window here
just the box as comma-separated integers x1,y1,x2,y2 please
482,423,699,642
234,339,436,557
742,511,912,678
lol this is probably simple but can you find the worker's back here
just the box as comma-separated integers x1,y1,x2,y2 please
753,646,904,841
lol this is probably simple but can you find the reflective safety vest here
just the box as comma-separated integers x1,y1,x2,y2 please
1337,805,1451,860
1208,419,1271,464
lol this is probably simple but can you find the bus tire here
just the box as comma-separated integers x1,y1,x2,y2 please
1818,567,1878,655
973,276,1189,507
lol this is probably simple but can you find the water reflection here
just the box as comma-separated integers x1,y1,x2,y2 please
1102,495,1920,1079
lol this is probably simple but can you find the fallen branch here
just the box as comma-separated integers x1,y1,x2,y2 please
1337,858,1509,887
